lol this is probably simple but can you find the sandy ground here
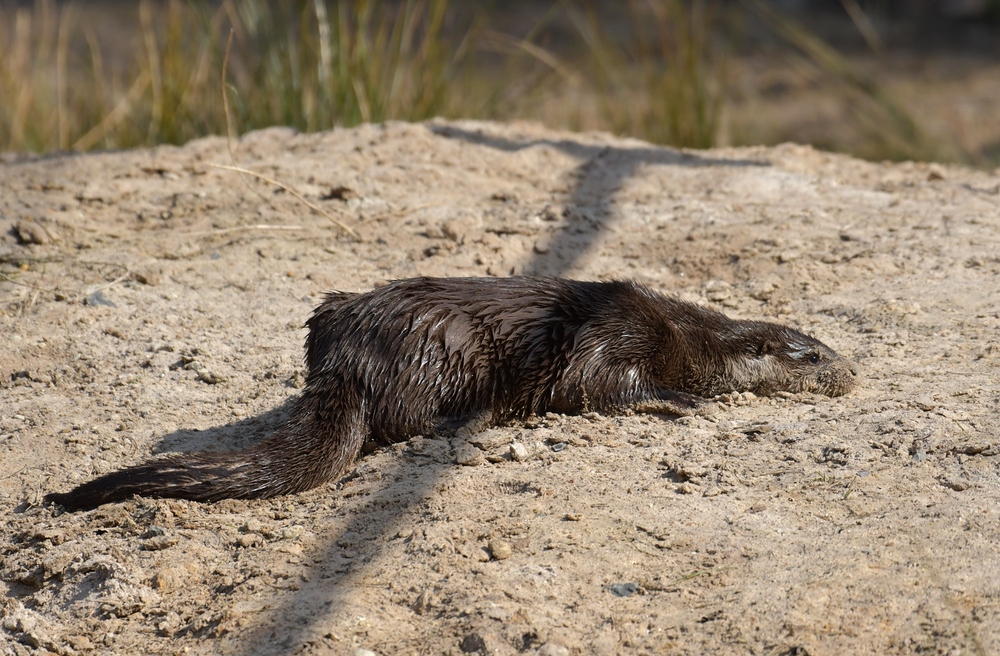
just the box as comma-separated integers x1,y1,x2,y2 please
1,120,999,656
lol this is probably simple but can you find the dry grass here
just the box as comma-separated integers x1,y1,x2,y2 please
0,0,499,152
742,0,954,164
567,0,727,149
0,0,985,165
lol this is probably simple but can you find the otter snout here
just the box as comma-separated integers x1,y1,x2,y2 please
814,358,858,397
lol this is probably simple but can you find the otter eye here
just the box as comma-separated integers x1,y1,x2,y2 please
807,353,820,365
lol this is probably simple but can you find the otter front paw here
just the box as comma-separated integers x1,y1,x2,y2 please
633,390,710,417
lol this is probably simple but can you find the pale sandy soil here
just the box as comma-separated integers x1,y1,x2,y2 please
1,120,1000,656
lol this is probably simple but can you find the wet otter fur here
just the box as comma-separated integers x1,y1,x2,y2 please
46,277,855,510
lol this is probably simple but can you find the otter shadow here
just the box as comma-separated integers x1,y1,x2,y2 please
149,399,298,456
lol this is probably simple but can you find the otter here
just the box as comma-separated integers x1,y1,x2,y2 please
46,277,855,510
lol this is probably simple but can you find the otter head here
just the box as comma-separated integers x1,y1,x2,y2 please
717,322,857,398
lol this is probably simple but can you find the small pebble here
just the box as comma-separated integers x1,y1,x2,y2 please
15,220,56,245
197,368,227,385
460,633,487,653
67,635,95,651
142,525,168,538
705,280,732,302
607,582,638,597
281,526,305,540
85,291,116,308
157,612,182,637
455,443,486,466
133,269,161,286
488,538,513,560
237,534,260,548
442,216,475,242
943,477,970,492
34,529,66,545
538,644,569,656
510,442,530,462
151,567,186,593
411,590,438,615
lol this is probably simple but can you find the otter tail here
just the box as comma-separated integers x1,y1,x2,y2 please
45,393,367,511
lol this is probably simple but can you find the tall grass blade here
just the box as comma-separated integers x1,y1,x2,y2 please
567,0,726,149
743,0,953,162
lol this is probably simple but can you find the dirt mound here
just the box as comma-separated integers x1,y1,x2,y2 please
2,120,999,655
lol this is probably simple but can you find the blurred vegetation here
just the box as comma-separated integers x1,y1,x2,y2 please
0,0,988,165
0,0,493,151
567,0,726,149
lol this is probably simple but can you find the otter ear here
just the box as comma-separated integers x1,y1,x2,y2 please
757,340,780,357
